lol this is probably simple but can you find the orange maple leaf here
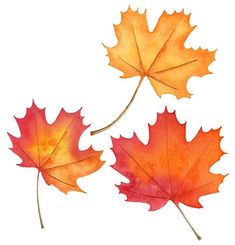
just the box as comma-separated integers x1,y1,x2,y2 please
107,7,215,97
112,109,226,240
92,7,215,135
9,102,104,228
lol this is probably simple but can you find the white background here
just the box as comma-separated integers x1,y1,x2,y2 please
0,0,234,244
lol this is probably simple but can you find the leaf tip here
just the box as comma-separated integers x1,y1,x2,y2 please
31,99,37,107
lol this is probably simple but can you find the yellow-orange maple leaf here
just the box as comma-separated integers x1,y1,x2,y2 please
106,7,215,98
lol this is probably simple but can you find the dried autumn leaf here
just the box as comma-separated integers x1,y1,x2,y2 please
92,7,215,135
9,102,104,228
107,7,215,97
112,109,226,240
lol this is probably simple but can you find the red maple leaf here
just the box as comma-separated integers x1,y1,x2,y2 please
9,101,104,228
112,108,226,240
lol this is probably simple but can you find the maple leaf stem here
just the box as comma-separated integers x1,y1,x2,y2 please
36,170,44,229
174,203,201,240
91,76,144,135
